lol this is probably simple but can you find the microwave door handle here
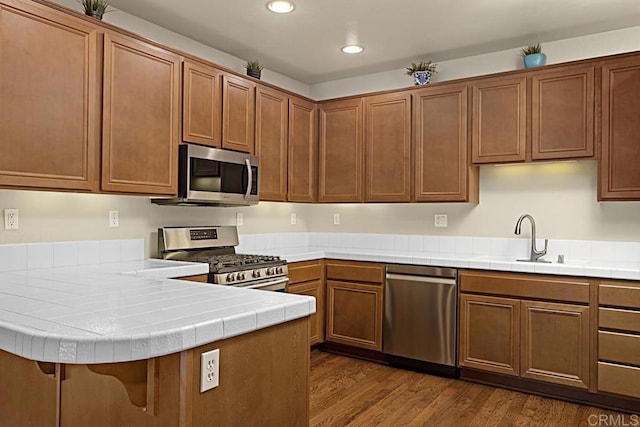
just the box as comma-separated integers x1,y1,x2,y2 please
244,158,252,200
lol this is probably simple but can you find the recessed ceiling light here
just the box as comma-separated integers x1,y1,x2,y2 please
267,1,295,13
341,45,364,54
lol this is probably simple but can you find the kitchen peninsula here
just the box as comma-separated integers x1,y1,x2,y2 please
0,240,315,427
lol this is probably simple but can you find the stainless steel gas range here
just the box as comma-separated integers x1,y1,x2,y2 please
158,226,288,291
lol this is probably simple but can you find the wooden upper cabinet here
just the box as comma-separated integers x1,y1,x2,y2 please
364,93,411,202
599,55,640,201
0,0,100,191
414,84,478,202
101,32,180,195
472,76,527,164
255,86,288,201
318,98,364,202
222,74,256,153
182,60,222,147
288,96,317,202
532,64,595,160
520,300,591,389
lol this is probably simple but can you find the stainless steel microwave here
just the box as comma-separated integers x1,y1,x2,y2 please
152,144,259,206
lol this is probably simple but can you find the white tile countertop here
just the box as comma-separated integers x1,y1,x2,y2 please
0,239,315,364
237,233,640,281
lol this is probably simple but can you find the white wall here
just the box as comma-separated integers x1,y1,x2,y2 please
50,0,312,97
310,26,640,100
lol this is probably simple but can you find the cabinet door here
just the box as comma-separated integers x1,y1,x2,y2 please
364,93,411,202
288,280,325,345
182,60,222,147
459,294,520,376
0,0,99,191
599,56,640,201
414,84,478,202
471,77,527,164
521,301,590,389
255,86,288,201
288,96,317,202
532,64,594,160
222,74,255,153
102,32,180,195
318,98,364,202
326,280,382,351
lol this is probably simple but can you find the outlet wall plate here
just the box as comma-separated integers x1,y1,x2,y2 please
200,349,220,392
109,210,119,228
236,212,243,226
434,214,448,228
291,213,297,225
4,209,19,230
333,213,340,225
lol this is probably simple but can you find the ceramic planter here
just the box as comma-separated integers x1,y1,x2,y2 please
413,70,433,85
524,53,546,68
247,69,262,80
84,10,104,20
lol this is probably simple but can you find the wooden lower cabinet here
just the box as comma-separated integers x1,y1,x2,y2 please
0,318,309,427
459,270,593,390
326,280,383,351
288,260,325,346
459,294,520,376
520,300,590,389
289,280,324,345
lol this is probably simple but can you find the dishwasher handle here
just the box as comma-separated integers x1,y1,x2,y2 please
386,273,457,286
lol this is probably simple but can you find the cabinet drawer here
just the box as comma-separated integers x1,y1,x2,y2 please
598,362,640,399
599,331,640,366
176,274,208,283
288,260,322,284
459,270,590,303
599,308,640,333
599,281,640,309
326,260,384,284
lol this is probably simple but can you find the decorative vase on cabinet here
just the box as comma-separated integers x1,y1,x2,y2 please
413,70,433,85
524,53,547,68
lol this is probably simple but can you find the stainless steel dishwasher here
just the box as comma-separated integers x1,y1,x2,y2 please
383,264,458,377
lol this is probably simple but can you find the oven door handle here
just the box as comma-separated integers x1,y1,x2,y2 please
242,277,289,291
244,158,253,200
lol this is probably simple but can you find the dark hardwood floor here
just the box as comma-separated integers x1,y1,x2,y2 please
309,350,626,426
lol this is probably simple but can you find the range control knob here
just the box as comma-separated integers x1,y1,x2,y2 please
226,273,236,283
237,272,245,281
266,267,275,276
253,270,261,278
276,266,284,274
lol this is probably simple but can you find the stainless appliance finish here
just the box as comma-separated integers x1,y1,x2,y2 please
514,213,550,263
383,264,457,368
152,144,259,207
158,226,288,291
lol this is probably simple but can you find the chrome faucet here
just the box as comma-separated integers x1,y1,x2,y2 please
514,214,550,263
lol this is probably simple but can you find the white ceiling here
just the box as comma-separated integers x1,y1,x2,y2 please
107,0,640,84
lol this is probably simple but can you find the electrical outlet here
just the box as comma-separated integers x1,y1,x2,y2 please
290,213,297,225
4,209,19,230
236,212,244,226
434,214,448,228
109,210,119,228
200,349,220,393
333,213,340,225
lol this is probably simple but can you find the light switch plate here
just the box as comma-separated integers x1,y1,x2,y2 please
236,212,243,226
333,213,340,225
291,213,297,225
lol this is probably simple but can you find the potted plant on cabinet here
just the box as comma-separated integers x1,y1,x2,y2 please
521,43,546,68
244,60,264,80
79,0,110,20
405,61,437,85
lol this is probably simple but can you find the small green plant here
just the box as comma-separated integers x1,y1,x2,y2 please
244,60,264,73
79,0,110,16
405,61,437,76
521,43,542,57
